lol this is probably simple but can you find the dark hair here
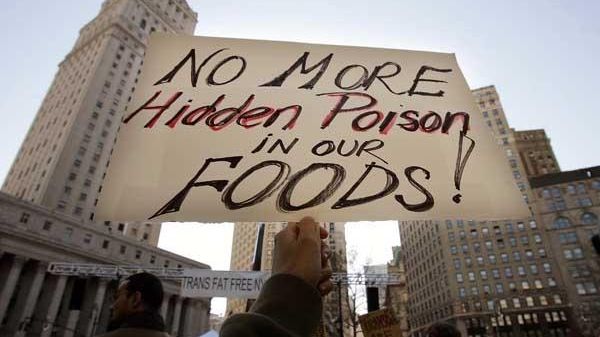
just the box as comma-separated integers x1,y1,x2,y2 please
125,272,164,311
427,322,461,337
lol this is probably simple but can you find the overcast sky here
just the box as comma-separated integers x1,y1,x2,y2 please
1,0,598,316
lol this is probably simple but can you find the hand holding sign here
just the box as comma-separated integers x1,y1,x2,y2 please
96,35,528,222
273,218,333,295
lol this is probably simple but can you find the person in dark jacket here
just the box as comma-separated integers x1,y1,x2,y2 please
220,217,334,337
426,322,462,337
98,272,169,337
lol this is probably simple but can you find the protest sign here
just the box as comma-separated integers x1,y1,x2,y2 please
359,308,402,337
180,270,270,298
96,34,528,222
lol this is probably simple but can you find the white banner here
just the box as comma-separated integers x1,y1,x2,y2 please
180,270,270,298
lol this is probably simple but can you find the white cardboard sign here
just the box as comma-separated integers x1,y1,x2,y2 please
180,270,270,299
96,34,528,222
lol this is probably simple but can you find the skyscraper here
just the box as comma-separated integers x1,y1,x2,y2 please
1,0,197,245
399,86,576,336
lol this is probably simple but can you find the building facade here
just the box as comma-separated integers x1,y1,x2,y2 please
0,192,210,337
1,0,197,245
385,246,409,337
529,167,600,336
226,221,351,337
514,130,561,178
399,86,578,336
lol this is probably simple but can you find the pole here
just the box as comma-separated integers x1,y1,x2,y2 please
337,279,343,337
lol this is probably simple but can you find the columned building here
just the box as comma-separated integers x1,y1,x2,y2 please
0,192,210,337
1,0,197,245
529,167,600,337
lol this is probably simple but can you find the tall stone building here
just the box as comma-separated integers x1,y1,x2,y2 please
1,0,197,245
514,129,560,178
225,222,351,337
529,167,600,336
399,86,577,336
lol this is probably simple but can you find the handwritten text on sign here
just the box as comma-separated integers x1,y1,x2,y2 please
96,35,527,222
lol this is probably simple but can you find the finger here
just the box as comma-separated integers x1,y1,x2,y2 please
297,217,320,241
318,280,334,296
321,242,331,267
319,225,328,239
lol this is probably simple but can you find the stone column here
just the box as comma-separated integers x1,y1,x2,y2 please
0,256,26,324
40,275,68,337
161,294,170,320
84,279,108,337
14,262,47,337
170,297,183,336
63,310,81,337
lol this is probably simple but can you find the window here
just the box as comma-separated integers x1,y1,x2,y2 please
102,240,109,249
513,252,521,261
526,297,534,307
585,282,598,294
576,283,586,295
542,263,552,273
533,234,542,244
120,245,126,254
456,273,464,283
534,279,543,289
538,248,547,257
150,255,156,264
20,212,30,224
573,248,584,259
513,298,521,308
480,270,488,280
520,236,529,245
43,220,52,231
477,256,484,265
468,272,476,281
530,264,538,274
563,249,573,260
518,266,526,276
454,258,461,269
135,250,142,259
581,212,598,225
489,255,496,264
496,283,504,294
118,223,125,231
65,227,73,238
492,269,500,279
548,278,557,287
501,253,509,263
554,217,572,229
521,281,530,290
83,233,92,244
450,245,457,255
509,237,517,247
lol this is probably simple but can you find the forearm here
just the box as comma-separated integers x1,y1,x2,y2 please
220,274,322,337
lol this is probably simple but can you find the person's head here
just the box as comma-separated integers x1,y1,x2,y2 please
111,272,164,322
426,322,461,337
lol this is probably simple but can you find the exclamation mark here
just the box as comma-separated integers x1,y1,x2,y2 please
453,131,476,203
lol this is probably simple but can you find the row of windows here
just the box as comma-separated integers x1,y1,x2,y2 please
450,235,542,254
553,213,598,229
456,265,554,283
453,251,549,269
